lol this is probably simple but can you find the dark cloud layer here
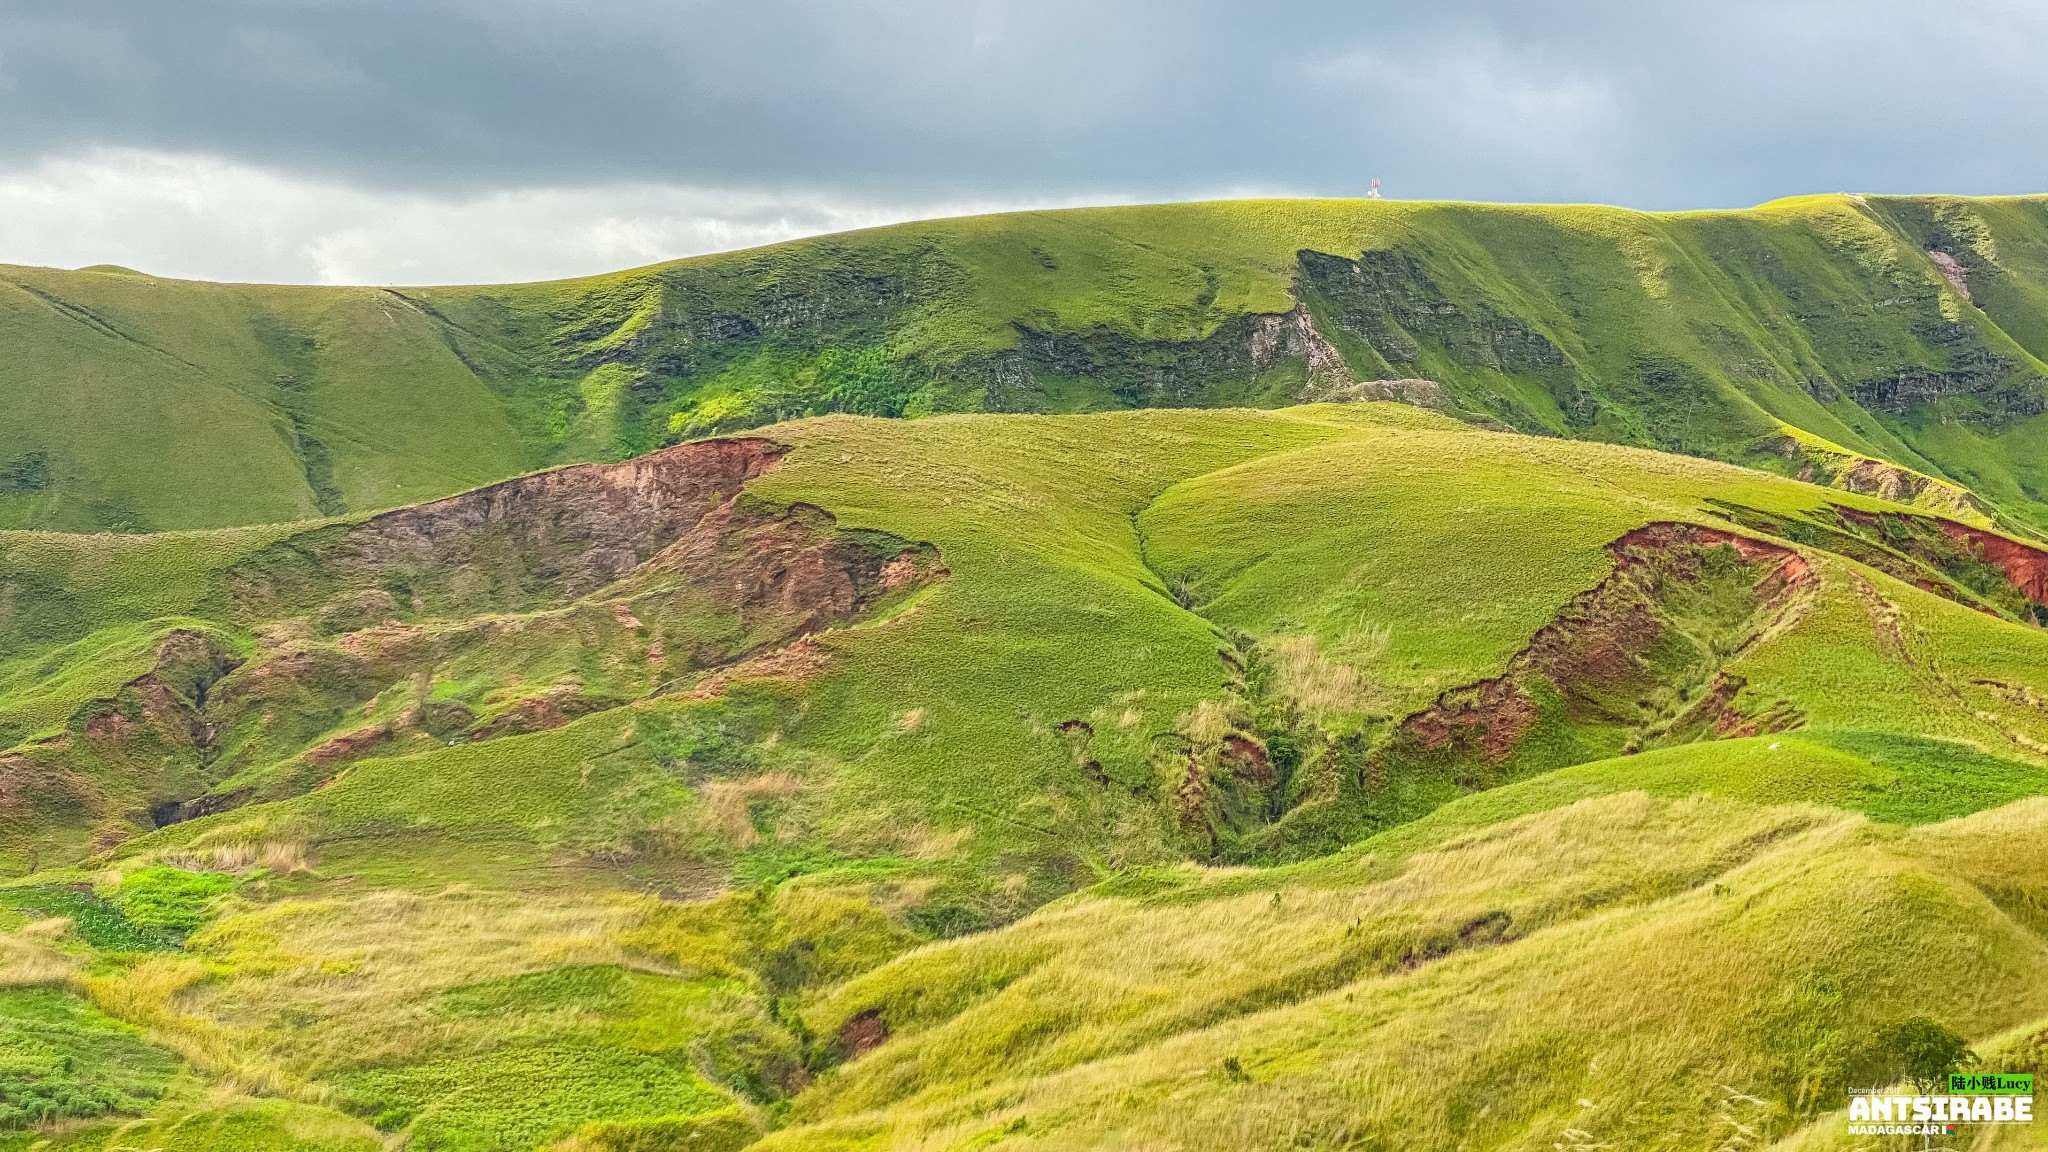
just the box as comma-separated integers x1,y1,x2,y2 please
2,0,2046,209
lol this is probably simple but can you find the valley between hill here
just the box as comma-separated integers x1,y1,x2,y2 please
4,403,2048,1149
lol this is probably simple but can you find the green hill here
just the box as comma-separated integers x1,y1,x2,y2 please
10,195,2048,535
5,403,2048,1148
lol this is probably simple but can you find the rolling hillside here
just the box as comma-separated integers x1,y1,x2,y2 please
4,404,2048,1149
8,195,2048,534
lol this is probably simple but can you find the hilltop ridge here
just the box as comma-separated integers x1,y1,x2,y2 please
6,194,2048,534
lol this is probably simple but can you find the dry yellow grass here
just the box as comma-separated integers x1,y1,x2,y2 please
794,793,1851,1119
699,774,809,847
765,793,2048,1151
0,922,79,986
79,954,248,1085
175,886,641,1078
1265,633,1387,724
151,839,313,875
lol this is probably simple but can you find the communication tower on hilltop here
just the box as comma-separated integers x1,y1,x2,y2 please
1367,178,1381,199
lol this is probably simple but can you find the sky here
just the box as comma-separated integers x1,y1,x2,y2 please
2,0,2046,285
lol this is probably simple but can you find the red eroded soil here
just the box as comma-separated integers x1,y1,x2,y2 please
1394,523,1812,766
1404,679,1542,763
354,435,784,562
466,689,596,740
225,437,792,614
683,635,836,700
645,500,910,631
1620,523,1813,594
303,725,393,767
1221,734,1274,783
836,1010,890,1060
1938,521,2048,606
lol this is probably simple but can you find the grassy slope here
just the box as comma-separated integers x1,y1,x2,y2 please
1141,420,2048,742
4,407,2048,1148
111,403,2048,892
0,269,529,532
8,195,2048,532
765,788,2048,1151
10,403,2048,882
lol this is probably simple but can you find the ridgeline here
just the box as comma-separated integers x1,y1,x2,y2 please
5,195,2048,533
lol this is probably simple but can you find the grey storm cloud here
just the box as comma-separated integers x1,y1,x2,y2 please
2,0,2047,284
3,0,2046,208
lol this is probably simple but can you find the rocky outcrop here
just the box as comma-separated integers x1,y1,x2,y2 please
1296,248,1568,379
1249,304,1353,392
1316,377,1449,410
1928,249,1972,300
1760,434,1986,520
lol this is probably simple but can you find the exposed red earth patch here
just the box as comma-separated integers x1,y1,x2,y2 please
219,436,791,621
836,1009,891,1060
1391,523,1814,770
1221,734,1273,784
682,636,835,701
24,437,944,849
327,436,785,593
1938,520,2048,607
303,725,393,767
639,500,943,642
465,688,598,741
1660,672,1806,741
1721,500,2046,625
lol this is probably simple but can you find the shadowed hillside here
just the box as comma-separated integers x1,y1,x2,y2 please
9,195,2048,534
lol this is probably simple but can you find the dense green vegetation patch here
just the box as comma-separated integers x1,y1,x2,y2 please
0,886,175,951
106,867,235,932
0,987,179,1129
1814,731,2048,824
439,964,632,1020
0,1098,388,1152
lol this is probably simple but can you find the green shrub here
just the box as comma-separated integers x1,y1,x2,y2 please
108,866,236,932
1875,1015,1978,1093
0,987,179,1129
0,885,175,951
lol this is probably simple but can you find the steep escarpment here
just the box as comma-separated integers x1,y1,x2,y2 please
1708,498,2048,625
1947,518,2048,607
215,436,790,621
1160,523,1818,862
1380,524,1814,770
0,438,943,866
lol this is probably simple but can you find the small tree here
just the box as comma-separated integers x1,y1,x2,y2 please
1876,1016,1977,1094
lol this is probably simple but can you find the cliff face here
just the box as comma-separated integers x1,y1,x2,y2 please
7,194,2048,533
0,437,944,863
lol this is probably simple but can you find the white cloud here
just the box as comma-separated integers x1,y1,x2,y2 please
0,148,1122,285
